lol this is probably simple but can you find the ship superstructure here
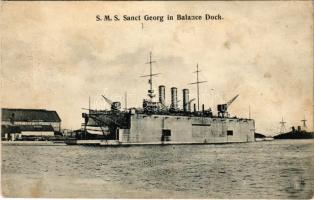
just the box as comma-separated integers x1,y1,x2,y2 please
76,53,255,145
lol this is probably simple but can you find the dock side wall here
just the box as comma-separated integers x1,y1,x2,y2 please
125,114,255,144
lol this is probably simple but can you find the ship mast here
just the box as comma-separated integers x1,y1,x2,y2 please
189,64,207,111
88,96,91,114
124,91,128,111
141,52,159,100
301,116,307,130
279,117,286,133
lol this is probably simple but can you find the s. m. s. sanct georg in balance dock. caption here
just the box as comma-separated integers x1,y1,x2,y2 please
96,14,224,22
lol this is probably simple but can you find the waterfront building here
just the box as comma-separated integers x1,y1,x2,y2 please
1,108,61,140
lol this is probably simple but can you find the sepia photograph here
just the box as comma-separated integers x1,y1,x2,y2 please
1,1,313,198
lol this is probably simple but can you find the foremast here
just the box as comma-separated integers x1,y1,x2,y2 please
141,52,159,99
140,52,161,112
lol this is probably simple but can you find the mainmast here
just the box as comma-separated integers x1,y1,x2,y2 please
279,117,286,133
301,116,307,130
189,64,207,111
141,52,159,100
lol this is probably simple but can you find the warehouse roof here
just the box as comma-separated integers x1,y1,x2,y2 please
1,108,61,122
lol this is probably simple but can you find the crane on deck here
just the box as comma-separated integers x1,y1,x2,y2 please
217,94,239,118
101,95,121,111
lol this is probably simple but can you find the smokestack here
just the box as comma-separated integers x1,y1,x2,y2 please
183,89,189,112
193,103,196,112
159,85,165,105
202,104,205,112
170,87,178,110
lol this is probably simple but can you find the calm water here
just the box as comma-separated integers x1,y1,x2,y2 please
2,140,313,198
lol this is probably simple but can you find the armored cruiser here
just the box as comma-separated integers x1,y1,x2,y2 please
69,52,255,145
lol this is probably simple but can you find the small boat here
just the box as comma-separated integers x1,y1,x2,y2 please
264,137,274,141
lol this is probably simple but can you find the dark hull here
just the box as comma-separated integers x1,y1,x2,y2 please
274,131,314,139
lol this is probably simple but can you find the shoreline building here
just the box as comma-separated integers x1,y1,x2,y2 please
1,108,61,140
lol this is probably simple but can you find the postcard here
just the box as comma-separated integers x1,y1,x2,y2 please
1,1,313,198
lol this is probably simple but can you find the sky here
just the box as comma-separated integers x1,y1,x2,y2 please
1,1,313,135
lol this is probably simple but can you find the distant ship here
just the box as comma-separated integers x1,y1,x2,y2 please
274,117,314,139
274,127,314,139
67,52,255,146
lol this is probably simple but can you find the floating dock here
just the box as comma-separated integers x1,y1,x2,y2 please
73,52,255,146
